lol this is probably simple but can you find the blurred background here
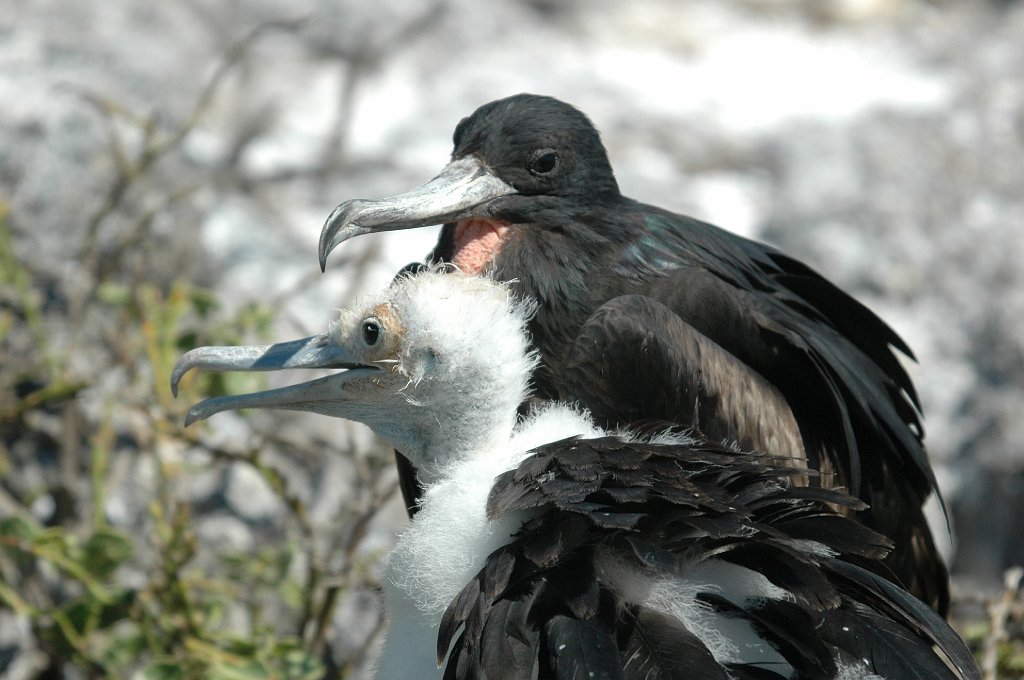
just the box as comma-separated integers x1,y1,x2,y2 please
1,0,1022,677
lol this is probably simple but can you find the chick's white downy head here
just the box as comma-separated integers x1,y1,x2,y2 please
335,271,538,471
173,269,538,480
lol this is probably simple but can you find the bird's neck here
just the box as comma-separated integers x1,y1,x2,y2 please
382,402,605,618
393,392,522,488
500,221,642,398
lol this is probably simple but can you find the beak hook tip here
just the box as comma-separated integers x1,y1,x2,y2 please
170,360,194,398
184,408,203,427
318,208,346,271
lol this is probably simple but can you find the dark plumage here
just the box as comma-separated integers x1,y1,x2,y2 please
173,271,977,679
319,94,948,613
439,435,976,680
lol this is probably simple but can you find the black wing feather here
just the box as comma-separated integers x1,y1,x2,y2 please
698,592,836,678
619,607,729,680
545,615,625,680
434,436,976,679
819,607,961,680
824,560,981,680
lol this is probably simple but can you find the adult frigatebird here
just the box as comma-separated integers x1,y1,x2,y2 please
172,271,978,680
317,94,949,613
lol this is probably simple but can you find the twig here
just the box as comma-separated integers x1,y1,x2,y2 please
983,566,1024,680
72,17,308,298
310,478,399,655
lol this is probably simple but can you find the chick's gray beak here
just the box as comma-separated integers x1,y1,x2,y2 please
171,334,378,426
318,155,516,271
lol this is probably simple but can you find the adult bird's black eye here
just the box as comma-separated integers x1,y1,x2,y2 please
362,320,381,346
529,149,559,176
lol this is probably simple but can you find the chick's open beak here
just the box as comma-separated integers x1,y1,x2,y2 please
171,334,379,426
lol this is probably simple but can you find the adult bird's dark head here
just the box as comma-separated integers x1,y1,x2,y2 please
319,94,621,277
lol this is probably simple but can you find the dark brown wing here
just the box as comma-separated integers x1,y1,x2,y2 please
635,261,946,613
557,294,806,462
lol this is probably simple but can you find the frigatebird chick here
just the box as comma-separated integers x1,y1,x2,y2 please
318,94,949,614
173,271,979,680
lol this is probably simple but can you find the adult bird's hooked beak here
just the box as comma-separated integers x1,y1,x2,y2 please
171,334,379,426
318,155,516,271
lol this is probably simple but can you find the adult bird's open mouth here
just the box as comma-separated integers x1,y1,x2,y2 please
451,218,511,274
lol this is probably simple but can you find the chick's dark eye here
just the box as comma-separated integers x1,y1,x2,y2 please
362,320,381,346
529,149,559,176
